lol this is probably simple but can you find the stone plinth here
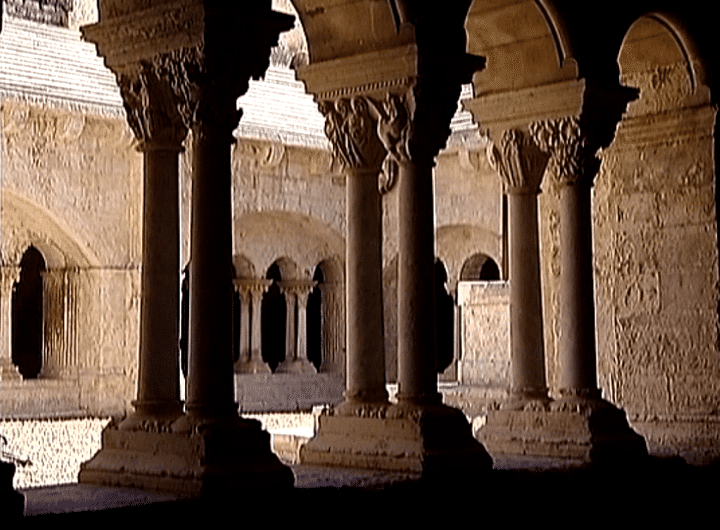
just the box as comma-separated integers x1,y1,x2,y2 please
79,416,294,496
300,403,492,478
234,373,344,413
477,398,648,469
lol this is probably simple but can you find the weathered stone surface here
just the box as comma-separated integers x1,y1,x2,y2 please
79,416,295,495
300,403,492,478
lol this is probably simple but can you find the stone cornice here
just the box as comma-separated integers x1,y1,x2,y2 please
295,45,420,102
82,1,204,69
463,79,586,135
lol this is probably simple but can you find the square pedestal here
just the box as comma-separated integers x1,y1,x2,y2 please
476,398,648,469
299,402,492,479
79,415,294,497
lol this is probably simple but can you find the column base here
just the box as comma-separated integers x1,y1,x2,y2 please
275,359,317,375
300,401,493,479
78,413,295,497
476,397,648,469
0,359,21,381
234,357,272,374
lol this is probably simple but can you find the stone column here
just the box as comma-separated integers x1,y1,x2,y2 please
40,269,80,378
298,39,491,475
0,266,20,380
250,280,273,374
233,279,272,374
487,128,550,404
395,156,442,405
232,280,251,371
315,96,388,404
531,117,600,400
79,1,294,494
277,280,317,374
113,61,187,429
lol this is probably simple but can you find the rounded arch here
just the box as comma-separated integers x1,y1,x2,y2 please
234,210,344,279
12,245,46,379
232,254,256,279
465,0,578,95
460,252,501,281
2,190,101,268
618,13,712,113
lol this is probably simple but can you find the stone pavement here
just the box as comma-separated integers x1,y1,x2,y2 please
19,456,719,519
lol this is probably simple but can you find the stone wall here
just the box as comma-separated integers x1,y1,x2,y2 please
1,100,140,418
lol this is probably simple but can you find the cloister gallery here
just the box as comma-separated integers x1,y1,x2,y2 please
0,0,719,495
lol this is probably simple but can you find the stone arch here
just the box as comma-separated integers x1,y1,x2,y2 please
618,14,711,116
12,245,46,379
232,255,256,279
460,252,502,282
465,0,578,96
2,190,100,268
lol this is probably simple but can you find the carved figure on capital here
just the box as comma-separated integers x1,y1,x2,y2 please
318,96,385,171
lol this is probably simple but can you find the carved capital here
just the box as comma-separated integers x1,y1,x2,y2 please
529,117,594,187
117,61,187,150
486,129,549,194
319,96,386,172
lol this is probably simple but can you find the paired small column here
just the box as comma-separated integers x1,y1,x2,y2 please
276,280,317,374
0,266,21,380
233,278,272,374
487,128,550,404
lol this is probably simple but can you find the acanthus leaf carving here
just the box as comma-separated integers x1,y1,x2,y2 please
117,60,187,150
529,117,593,186
486,128,549,194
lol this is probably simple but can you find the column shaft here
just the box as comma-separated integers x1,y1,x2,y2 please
186,130,236,418
0,267,21,380
345,166,387,403
508,192,547,398
559,181,598,396
396,161,440,405
132,147,183,419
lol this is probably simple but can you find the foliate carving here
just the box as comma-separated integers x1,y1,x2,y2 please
529,117,591,186
486,129,549,194
117,61,187,149
319,96,386,171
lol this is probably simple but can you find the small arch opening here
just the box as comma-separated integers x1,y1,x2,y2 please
460,253,501,282
12,246,46,379
262,262,286,372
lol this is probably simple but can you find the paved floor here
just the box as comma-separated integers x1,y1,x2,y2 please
16,456,719,519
